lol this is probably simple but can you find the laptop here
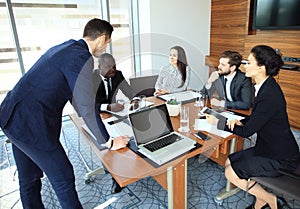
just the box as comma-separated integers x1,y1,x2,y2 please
129,75,158,97
128,103,196,166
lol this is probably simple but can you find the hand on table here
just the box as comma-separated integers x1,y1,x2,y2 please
154,89,169,96
226,119,242,131
104,136,130,151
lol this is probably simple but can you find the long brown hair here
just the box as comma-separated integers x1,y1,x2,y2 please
171,46,188,87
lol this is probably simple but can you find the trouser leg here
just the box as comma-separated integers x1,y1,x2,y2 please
11,139,83,209
12,144,45,209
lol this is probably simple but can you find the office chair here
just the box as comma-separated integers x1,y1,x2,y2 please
251,163,300,202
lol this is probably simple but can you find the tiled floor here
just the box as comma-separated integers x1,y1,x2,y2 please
1,118,300,209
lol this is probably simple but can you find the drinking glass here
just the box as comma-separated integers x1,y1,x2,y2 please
194,90,202,107
139,95,146,109
179,106,190,132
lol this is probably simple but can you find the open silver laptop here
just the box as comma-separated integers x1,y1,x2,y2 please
128,104,196,165
129,75,158,97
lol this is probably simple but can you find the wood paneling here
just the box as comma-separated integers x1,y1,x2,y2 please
278,70,300,130
209,0,300,129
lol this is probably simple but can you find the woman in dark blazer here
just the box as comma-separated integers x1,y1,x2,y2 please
207,45,299,209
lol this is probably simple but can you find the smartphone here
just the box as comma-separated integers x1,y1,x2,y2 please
194,131,211,141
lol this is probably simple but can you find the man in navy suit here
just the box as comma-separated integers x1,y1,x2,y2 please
202,50,252,110
0,18,130,209
93,53,138,113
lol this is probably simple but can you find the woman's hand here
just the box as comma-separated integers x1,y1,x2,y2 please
227,119,242,131
154,89,169,96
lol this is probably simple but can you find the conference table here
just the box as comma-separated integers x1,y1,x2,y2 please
69,96,250,209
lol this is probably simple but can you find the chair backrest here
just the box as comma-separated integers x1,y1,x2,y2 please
252,162,300,202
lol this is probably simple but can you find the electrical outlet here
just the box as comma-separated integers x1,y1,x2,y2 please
283,56,300,63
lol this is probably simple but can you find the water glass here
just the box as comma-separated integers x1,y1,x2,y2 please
194,90,202,107
179,106,190,132
139,95,146,109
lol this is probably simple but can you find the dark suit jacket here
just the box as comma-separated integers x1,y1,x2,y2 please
203,69,252,110
224,77,299,159
93,69,136,107
0,39,109,150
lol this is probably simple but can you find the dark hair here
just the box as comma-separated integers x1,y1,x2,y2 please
219,50,242,69
171,46,188,87
251,45,283,76
83,18,114,41
98,53,115,68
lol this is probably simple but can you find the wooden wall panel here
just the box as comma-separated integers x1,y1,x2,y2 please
278,70,300,130
244,30,300,60
209,0,300,130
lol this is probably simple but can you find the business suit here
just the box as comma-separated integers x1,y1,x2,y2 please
93,69,136,106
203,69,252,110
0,39,109,208
224,76,299,179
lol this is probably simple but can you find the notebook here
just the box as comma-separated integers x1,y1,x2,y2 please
128,103,196,166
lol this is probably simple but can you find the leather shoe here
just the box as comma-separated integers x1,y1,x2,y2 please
111,178,122,194
276,196,290,209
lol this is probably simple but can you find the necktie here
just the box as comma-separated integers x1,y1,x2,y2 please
224,78,228,100
104,78,112,101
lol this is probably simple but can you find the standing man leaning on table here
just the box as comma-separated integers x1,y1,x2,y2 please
0,18,129,209
202,50,252,110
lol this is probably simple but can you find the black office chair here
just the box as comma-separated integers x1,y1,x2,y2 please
251,162,300,202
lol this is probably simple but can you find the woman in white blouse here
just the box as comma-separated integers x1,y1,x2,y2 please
154,46,190,95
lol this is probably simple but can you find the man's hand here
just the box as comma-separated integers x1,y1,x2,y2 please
207,71,219,85
108,103,124,112
110,136,130,150
211,98,225,108
205,113,219,125
129,99,139,110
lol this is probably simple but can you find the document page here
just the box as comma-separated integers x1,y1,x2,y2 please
157,90,201,103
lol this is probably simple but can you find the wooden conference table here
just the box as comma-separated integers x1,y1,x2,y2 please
69,96,250,209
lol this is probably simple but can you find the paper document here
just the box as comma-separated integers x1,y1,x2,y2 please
103,117,134,138
157,90,201,103
220,111,245,121
194,119,232,138
104,101,154,117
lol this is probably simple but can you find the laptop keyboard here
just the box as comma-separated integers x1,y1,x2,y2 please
144,133,180,152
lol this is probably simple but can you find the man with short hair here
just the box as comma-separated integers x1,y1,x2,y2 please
0,18,130,209
93,53,137,113
93,53,138,193
202,50,252,110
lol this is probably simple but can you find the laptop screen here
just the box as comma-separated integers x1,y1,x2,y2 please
129,104,173,145
129,75,158,97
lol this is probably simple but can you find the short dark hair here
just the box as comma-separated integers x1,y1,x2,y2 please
83,18,114,41
219,50,242,69
251,45,283,76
